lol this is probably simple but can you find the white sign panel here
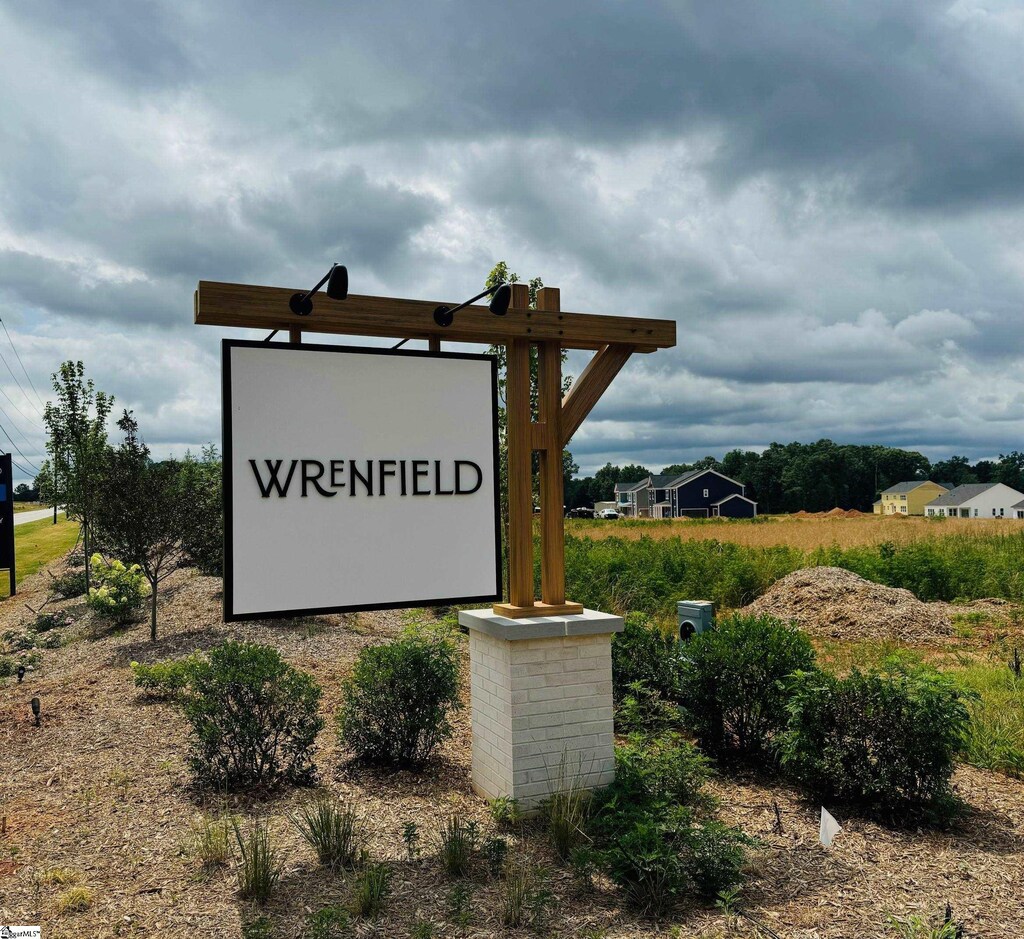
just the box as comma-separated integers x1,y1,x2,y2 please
223,340,501,620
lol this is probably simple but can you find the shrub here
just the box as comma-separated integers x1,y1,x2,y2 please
678,613,816,760
482,836,508,878
291,792,360,871
86,554,148,625
781,662,973,821
183,641,323,790
306,905,351,939
616,681,682,734
613,733,712,810
350,863,391,918
131,655,200,700
337,630,460,768
50,569,87,599
488,796,521,830
611,613,681,702
177,445,223,576
437,815,478,877
232,818,281,904
600,817,687,914
681,820,749,899
587,733,748,914
33,612,74,633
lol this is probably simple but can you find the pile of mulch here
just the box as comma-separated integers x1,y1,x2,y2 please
744,566,953,642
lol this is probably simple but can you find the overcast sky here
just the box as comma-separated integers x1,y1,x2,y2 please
0,1,1022,480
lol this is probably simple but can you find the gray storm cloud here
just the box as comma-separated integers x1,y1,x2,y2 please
0,0,1021,480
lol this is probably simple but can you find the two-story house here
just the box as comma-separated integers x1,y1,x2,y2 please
877,480,949,516
665,469,757,518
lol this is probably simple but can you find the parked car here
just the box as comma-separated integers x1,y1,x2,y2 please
567,506,595,519
598,508,620,519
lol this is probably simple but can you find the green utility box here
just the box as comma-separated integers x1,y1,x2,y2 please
677,600,714,640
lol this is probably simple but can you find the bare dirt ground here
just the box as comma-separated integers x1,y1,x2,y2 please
1,556,1023,938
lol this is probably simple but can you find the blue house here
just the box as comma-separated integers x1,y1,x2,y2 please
615,470,756,518
666,469,756,518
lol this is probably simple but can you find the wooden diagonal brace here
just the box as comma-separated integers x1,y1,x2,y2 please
560,344,635,446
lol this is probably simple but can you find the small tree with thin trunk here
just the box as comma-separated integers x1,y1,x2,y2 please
44,362,113,589
94,410,188,641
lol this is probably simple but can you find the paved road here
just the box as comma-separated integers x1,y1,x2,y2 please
14,507,65,526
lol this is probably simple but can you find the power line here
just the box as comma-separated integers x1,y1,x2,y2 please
0,422,40,475
0,335,44,422
10,457,34,478
0,318,45,412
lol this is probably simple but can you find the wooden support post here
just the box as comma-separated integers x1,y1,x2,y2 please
504,283,534,611
428,335,441,352
494,286,583,619
289,327,302,343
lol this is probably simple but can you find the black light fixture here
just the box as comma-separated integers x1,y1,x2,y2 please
289,263,348,316
31,696,40,726
433,283,512,328
16,663,25,683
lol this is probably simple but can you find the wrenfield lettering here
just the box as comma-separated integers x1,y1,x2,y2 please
249,458,484,498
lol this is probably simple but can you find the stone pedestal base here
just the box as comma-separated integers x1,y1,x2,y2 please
459,607,624,810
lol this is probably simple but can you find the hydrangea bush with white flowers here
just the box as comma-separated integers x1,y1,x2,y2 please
86,553,149,624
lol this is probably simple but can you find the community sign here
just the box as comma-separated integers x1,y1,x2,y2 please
222,340,501,620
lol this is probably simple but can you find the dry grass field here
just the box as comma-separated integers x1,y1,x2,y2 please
566,514,1024,550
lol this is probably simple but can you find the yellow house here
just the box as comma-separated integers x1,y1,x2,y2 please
879,480,949,516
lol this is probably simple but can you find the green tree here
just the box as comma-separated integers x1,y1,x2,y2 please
931,455,977,487
43,361,114,589
995,452,1024,491
93,410,189,641
178,445,223,575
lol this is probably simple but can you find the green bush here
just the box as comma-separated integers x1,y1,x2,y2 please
86,554,148,625
612,733,712,810
131,655,200,699
337,630,460,768
587,733,748,914
611,613,681,703
177,446,223,576
781,661,973,821
183,641,323,790
617,681,682,734
50,570,87,599
681,820,750,899
678,613,816,761
34,612,74,633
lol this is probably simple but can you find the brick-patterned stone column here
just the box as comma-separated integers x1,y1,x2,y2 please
459,608,624,810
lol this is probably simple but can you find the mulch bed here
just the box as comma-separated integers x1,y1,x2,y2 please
1,556,1022,937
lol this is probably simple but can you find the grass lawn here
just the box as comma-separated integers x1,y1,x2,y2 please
0,516,80,596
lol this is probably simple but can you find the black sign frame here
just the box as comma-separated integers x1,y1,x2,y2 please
0,453,16,597
221,338,503,622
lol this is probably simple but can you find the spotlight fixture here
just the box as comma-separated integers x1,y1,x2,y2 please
433,282,512,328
289,263,348,316
31,696,40,726
16,664,25,683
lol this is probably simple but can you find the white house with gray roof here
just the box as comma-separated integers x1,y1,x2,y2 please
924,482,1024,519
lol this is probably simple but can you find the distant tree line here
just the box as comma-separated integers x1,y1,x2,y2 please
565,440,1024,514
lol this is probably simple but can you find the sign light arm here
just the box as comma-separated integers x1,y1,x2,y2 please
434,283,511,328
289,263,349,317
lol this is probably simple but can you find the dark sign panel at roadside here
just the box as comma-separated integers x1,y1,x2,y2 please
0,453,16,596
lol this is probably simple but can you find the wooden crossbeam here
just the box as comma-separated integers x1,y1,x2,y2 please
195,281,674,352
